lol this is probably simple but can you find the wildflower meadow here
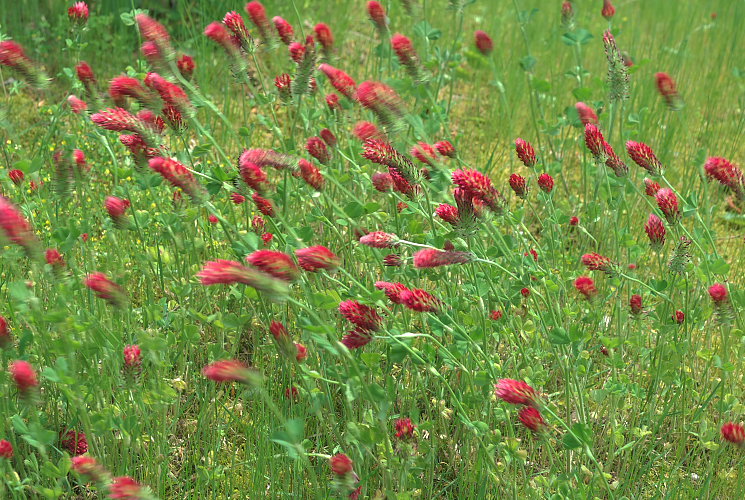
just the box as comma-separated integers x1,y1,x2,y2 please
1,0,744,498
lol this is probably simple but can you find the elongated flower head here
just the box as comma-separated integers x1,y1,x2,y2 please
576,102,598,125
341,328,374,349
630,294,643,315
644,177,661,196
252,193,275,217
581,252,615,274
91,108,141,133
339,300,382,332
198,259,289,300
602,0,615,19
400,288,441,313
245,2,271,42
411,142,437,166
721,422,745,445
202,359,261,385
356,81,406,129
67,94,88,114
105,197,130,228
359,231,399,248
0,440,13,458
0,196,39,255
318,64,358,100
295,246,340,272
205,21,240,53
574,276,597,299
136,14,172,58
306,136,331,164
71,456,107,483
518,406,547,432
375,281,409,304
368,1,388,30
515,138,536,167
68,2,89,24
495,379,537,406
109,476,146,499
246,250,300,282
704,157,744,198
413,248,472,268
708,283,729,305
626,141,662,176
394,418,416,439
436,204,459,226
584,123,607,160
435,140,456,158
272,16,294,44
645,213,666,248
452,169,505,213
474,30,493,55
330,453,353,476
538,173,554,193
149,157,205,202
655,188,679,224
85,272,127,307
655,72,682,109
0,40,48,87
177,54,195,79
60,429,88,456
314,23,334,52
354,121,384,142
391,33,420,79
240,148,297,171
0,316,9,347
509,174,528,199
75,61,96,86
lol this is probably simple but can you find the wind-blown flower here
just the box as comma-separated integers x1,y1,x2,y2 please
11,360,38,393
367,1,388,30
273,16,294,44
67,94,88,114
495,379,538,406
105,196,131,229
198,260,289,300
0,40,48,87
474,30,493,55
581,252,616,275
136,14,172,58
452,169,505,214
708,283,729,305
400,288,441,313
391,33,421,79
574,276,597,299
85,273,127,307
149,157,206,202
576,102,598,125
339,300,382,332
296,159,325,191
356,81,406,130
509,174,528,199
602,0,615,20
319,64,357,100
71,456,107,483
177,54,195,79
144,72,191,115
584,124,608,161
375,281,409,304
330,454,354,476
306,136,331,164
435,140,456,158
202,359,261,385
314,23,334,54
704,157,744,199
721,422,745,445
246,250,300,282
363,139,419,184
245,2,271,43
0,196,40,256
413,248,472,268
655,72,682,110
411,142,437,166
205,21,241,54
359,231,399,248
295,246,340,272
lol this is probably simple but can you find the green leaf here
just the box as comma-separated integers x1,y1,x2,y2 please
548,327,570,345
562,423,593,450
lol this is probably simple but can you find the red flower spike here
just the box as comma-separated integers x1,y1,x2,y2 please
306,136,331,164
135,14,172,59
354,121,385,142
452,169,505,214
375,281,409,304
584,123,607,160
109,476,145,499
495,379,538,406
144,72,191,115
626,141,662,176
436,204,460,226
401,288,441,313
8,169,24,185
413,248,472,268
320,128,337,147
645,213,666,248
644,178,661,196
240,148,297,171
674,310,685,324
0,440,12,459
205,21,241,54
509,174,528,199
68,2,89,24
394,418,416,439
575,276,598,299
202,359,258,384
518,406,547,432
325,93,341,111
105,196,130,229
411,142,437,166
91,108,142,133
655,72,681,109
368,1,388,30
655,188,680,224
149,157,205,202
84,272,127,307
298,159,325,191
341,328,374,349
251,193,274,217
10,360,38,392
721,422,745,445
474,30,494,55
602,0,616,20
124,345,142,369
490,309,503,321
67,95,87,114
575,102,598,125
71,456,107,483
60,429,88,456
246,250,300,282
630,294,643,315
314,23,334,52
435,140,456,158
515,138,536,167
391,33,420,79
704,157,744,198
339,300,382,332
330,454,353,476
177,54,195,79
581,252,616,275
538,173,554,193
245,1,271,43
356,81,406,129
363,139,419,184
569,216,579,226
359,231,399,248
295,246,340,272
383,254,402,267
272,16,294,45
371,172,393,192
708,283,729,305
0,196,40,255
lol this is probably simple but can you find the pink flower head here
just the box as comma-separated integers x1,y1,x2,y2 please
391,33,420,78
75,61,96,85
240,148,297,171
91,108,142,133
518,406,547,432
239,161,270,193
202,359,259,385
330,453,353,476
602,0,616,20
109,476,145,499
401,288,441,313
0,440,12,459
251,193,275,217
708,283,729,305
359,231,399,248
436,204,459,226
314,23,334,52
581,252,616,275
11,360,38,392
60,429,88,456
148,157,205,202
246,250,300,282
136,14,171,56
306,136,331,164
630,294,643,315
644,178,661,196
413,248,472,268
375,281,409,304
144,72,190,115
495,379,537,406
645,213,666,248
655,188,679,224
245,2,271,42
721,422,745,445
0,196,39,255
320,128,337,147
410,142,436,166
297,159,325,191
198,259,289,299
674,310,685,324
452,169,505,214
371,172,393,192
474,30,493,55
274,73,292,101
272,16,294,44
339,300,382,332
288,42,305,63
0,316,9,347
71,456,107,482
8,169,24,185
205,21,240,53
626,141,662,176
356,81,406,129
295,245,340,272
394,417,416,439
68,2,89,24
584,123,607,160
435,140,456,158
124,345,142,369
515,138,536,167
325,93,341,111
67,94,88,114
177,54,196,79
509,174,528,199
704,157,744,198
341,328,374,349
538,173,554,193
574,276,597,299
354,121,385,142
367,1,388,30
105,196,130,228
85,272,127,307
223,11,252,49
575,102,598,125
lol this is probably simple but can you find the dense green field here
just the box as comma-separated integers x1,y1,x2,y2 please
1,1,744,498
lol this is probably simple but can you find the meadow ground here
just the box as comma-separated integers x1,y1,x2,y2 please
0,0,744,498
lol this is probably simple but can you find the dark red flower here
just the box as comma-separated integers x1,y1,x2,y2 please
518,406,547,432
0,440,12,459
452,169,505,214
538,173,554,193
318,64,357,99
435,140,456,158
645,213,665,248
356,81,406,128
655,188,679,224
245,1,271,42
581,252,615,275
674,310,685,324
246,250,299,282
177,54,196,79
295,246,340,272
413,248,472,268
367,1,388,30
330,453,353,476
375,281,409,304
704,157,744,198
509,174,528,199
708,283,729,305
149,157,205,202
515,138,536,167
576,102,598,125
602,0,615,20
391,33,420,78
400,288,441,313
359,231,399,248
306,136,331,164
630,294,643,315
353,121,384,142
60,429,88,456
626,141,662,176
721,422,745,445
85,272,127,307
314,23,334,52
495,379,538,406
320,128,337,147
394,417,416,439
574,276,597,299
474,30,493,55
490,309,503,321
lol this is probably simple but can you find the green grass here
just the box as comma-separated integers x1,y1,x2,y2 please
1,0,744,498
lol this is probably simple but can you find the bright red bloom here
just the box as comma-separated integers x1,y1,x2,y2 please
0,315,9,347
251,192,274,217
105,196,130,228
601,0,615,19
205,21,240,53
238,160,270,193
177,54,196,79
574,276,597,299
368,1,388,30
109,76,151,107
515,138,536,167
400,288,441,313
10,360,38,392
356,81,406,128
495,379,537,406
645,213,666,248
655,72,678,102
354,121,384,142
569,216,579,226
413,248,472,268
721,422,745,445
474,30,494,55
435,140,456,158
391,33,420,78
330,453,353,476
359,231,399,249
339,300,382,332
274,73,292,101
537,173,554,193
452,169,505,213
124,345,142,369
581,252,615,274
68,2,89,23
324,93,341,112
202,359,258,384
8,169,24,185
626,141,662,176
0,40,28,68
371,172,393,192
655,188,680,224
230,192,245,205
0,196,39,254
306,136,331,164
630,294,643,315
85,272,127,307
518,406,547,432
91,108,142,133
341,328,374,349
490,309,503,321
320,128,337,147
295,246,340,272
223,11,251,49
409,142,435,166
314,23,334,51
606,149,630,177
673,310,685,324
246,250,300,282
436,204,459,226
708,283,729,305
292,343,307,362
363,139,418,184
149,157,205,202
109,476,144,499
197,260,290,300
60,429,88,456
704,157,744,198
575,102,598,125
288,42,305,63
584,123,607,160
71,456,107,482
394,417,416,439
521,287,531,298
509,174,528,199
75,61,96,85
272,16,294,44
296,159,325,191
0,440,12,459
135,14,171,58
644,177,661,196
240,148,297,170
375,281,409,304
67,94,88,114
144,72,190,114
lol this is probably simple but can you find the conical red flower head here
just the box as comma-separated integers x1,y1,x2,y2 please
434,140,456,158
67,94,87,114
341,327,374,349
391,33,420,78
495,379,538,406
105,196,130,226
0,440,13,458
400,288,441,313
68,3,89,24
581,252,615,274
575,102,598,125
246,250,300,282
339,300,382,332
294,343,308,362
394,417,416,439
295,245,340,272
75,61,95,85
655,72,681,109
245,1,271,41
177,54,196,79
330,453,353,476
474,30,494,55
252,193,275,217
314,23,334,51
452,169,505,213
319,128,337,148
436,204,460,226
272,16,294,44
0,315,9,347
359,231,399,248
109,476,145,499
240,148,297,171
354,121,384,142
144,72,191,114
0,40,29,68
626,141,662,176
574,276,597,299
413,248,472,268
238,160,269,194
645,213,666,248
704,157,744,197
601,0,616,19
584,123,607,160
123,344,142,369
306,136,331,164
202,359,259,385
654,188,679,224
288,42,305,63
204,21,240,53
230,192,245,205
515,138,536,167
630,294,643,315
10,360,38,392
708,283,729,305
562,1,575,25
721,422,745,445
149,157,205,202
518,406,547,432
8,169,24,185
411,142,437,166
537,173,554,193
383,254,402,267
509,174,528,199
297,159,325,191
91,107,141,133
60,429,88,456
644,177,661,196
85,272,127,307
136,14,171,56
356,80,406,129
371,172,393,192
0,196,39,255
322,93,340,112
367,1,387,30
672,310,685,324
375,281,409,304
